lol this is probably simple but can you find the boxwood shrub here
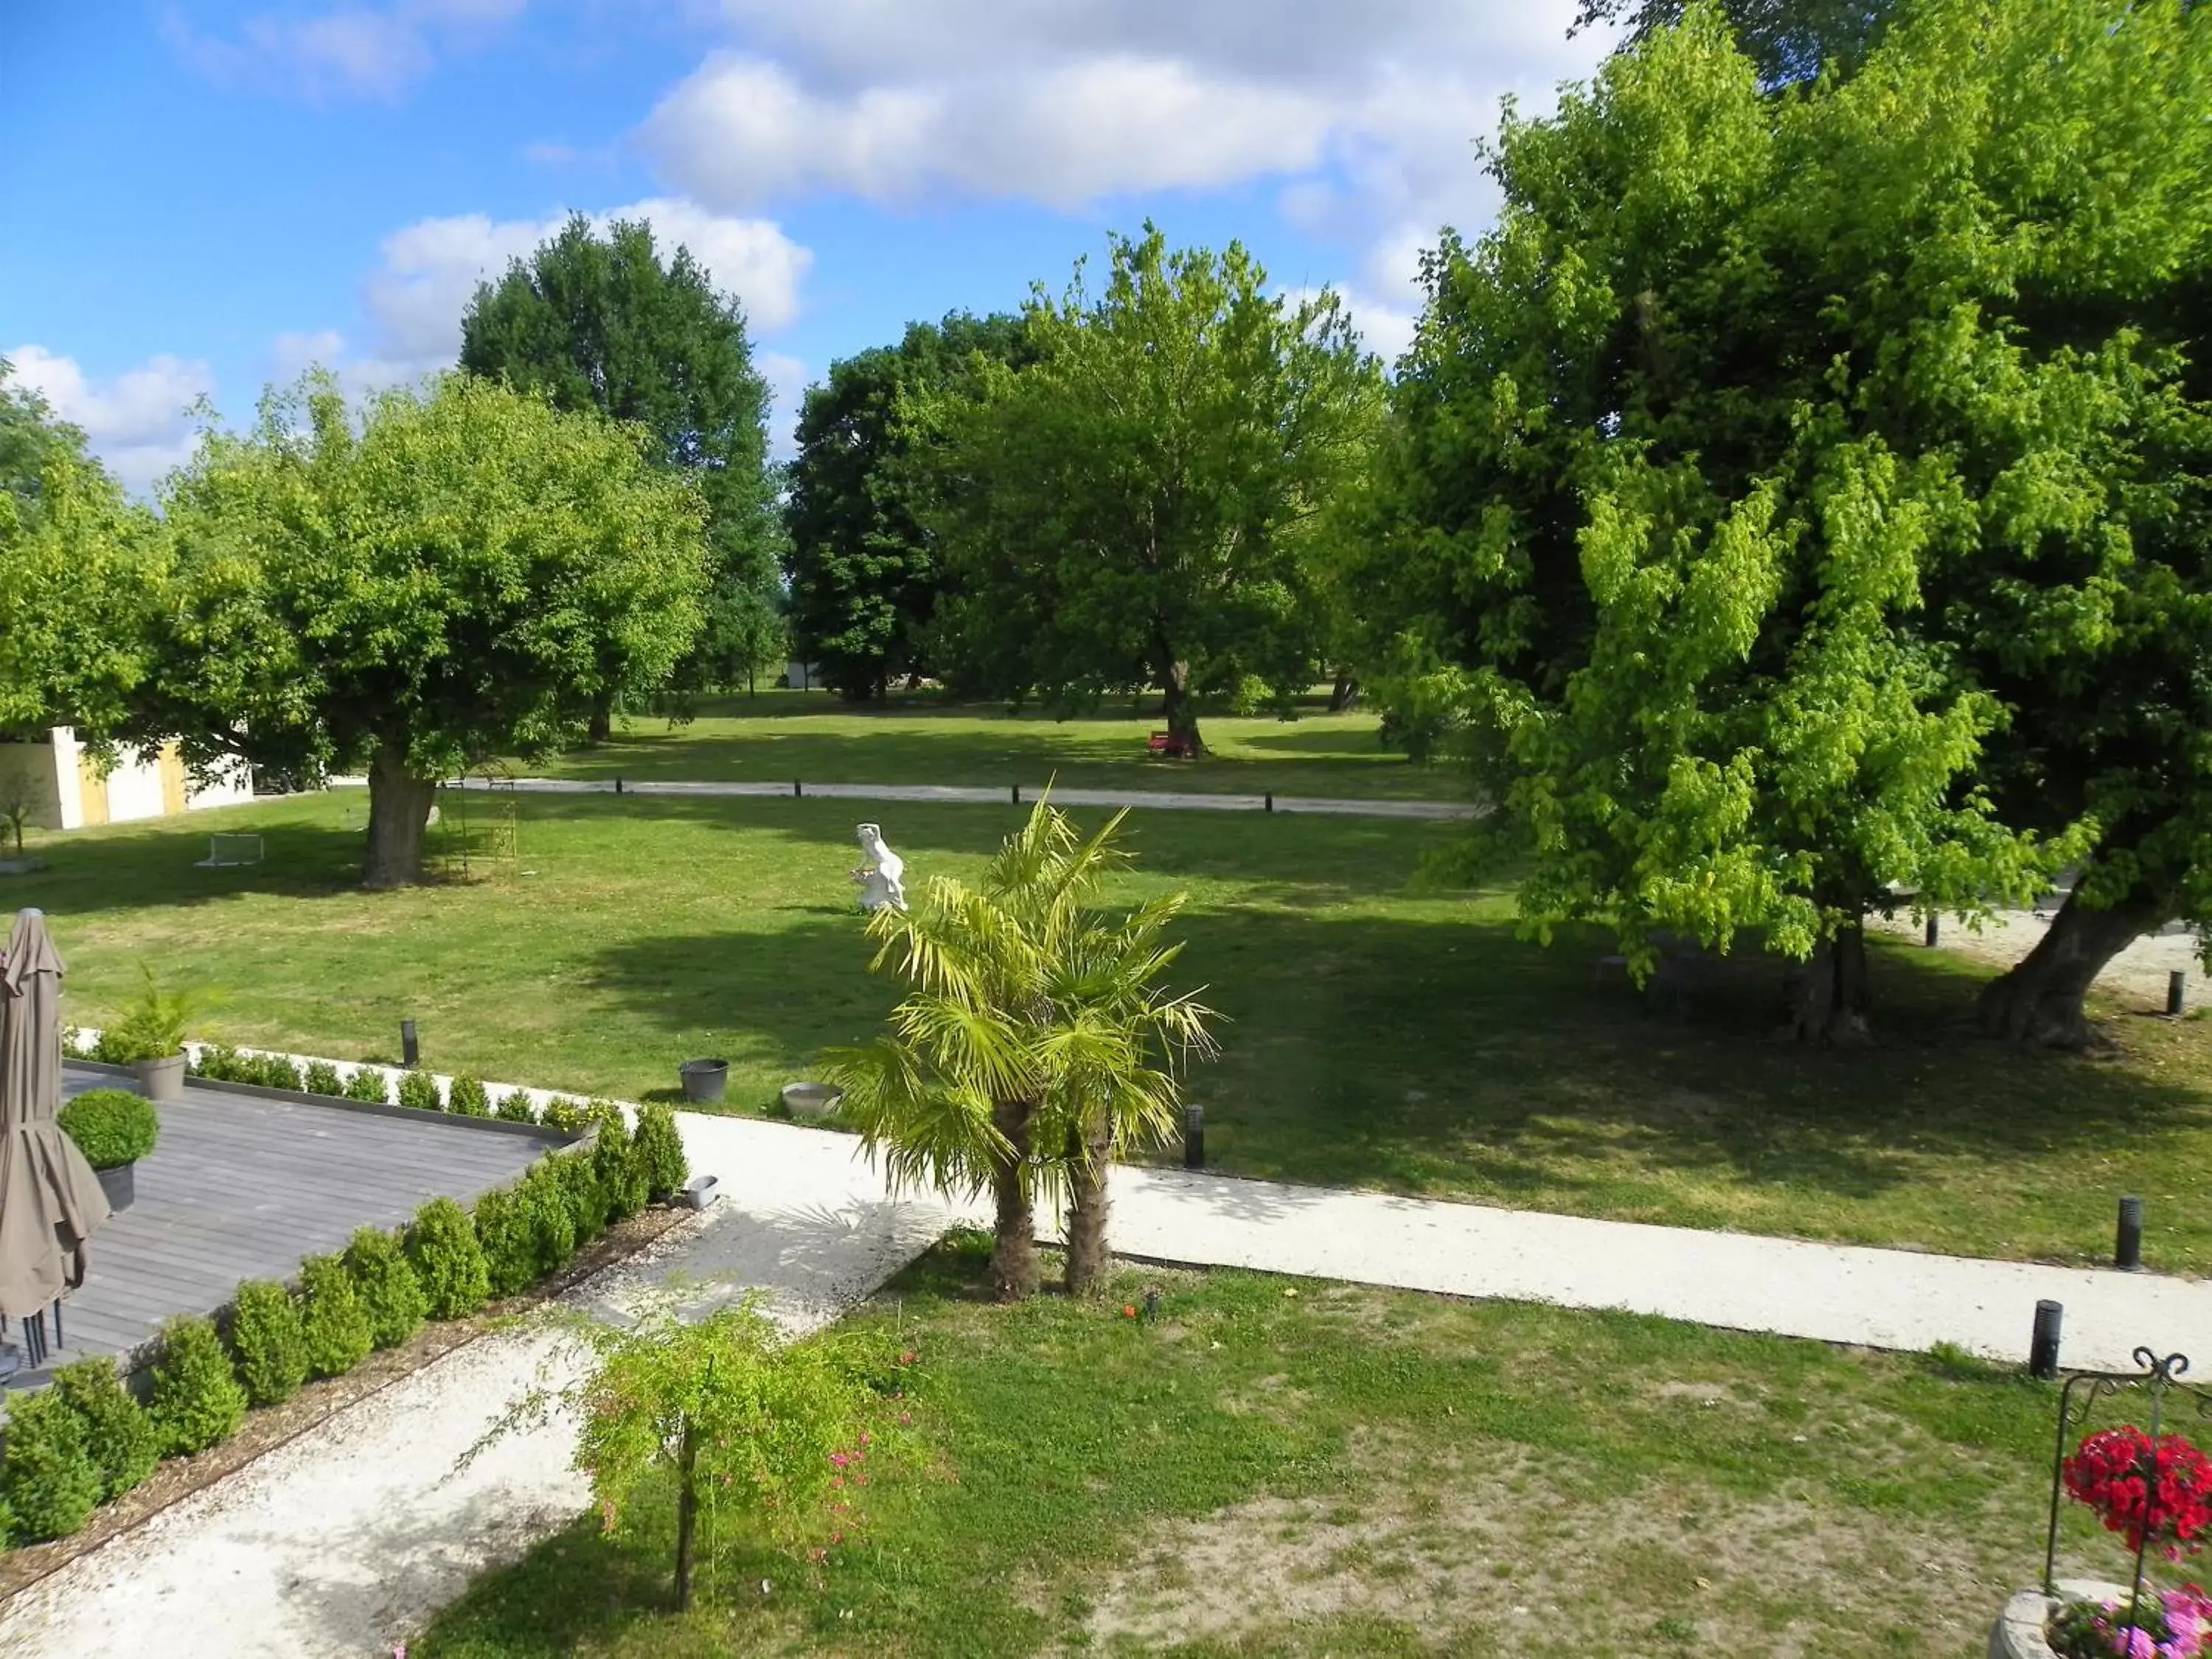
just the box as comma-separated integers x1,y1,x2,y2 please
342,1067,392,1105
229,1279,309,1407
49,1357,159,1503
147,1315,247,1456
250,1053,303,1091
447,1076,490,1118
57,1088,159,1170
189,1043,243,1082
302,1061,344,1098
406,1196,489,1319
632,1103,689,1199
591,1112,648,1224
343,1227,425,1349
297,1253,373,1379
472,1186,538,1297
539,1096,587,1134
491,1088,538,1124
0,1388,102,1543
396,1070,442,1112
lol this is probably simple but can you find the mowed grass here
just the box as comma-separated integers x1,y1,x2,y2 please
527,689,1462,801
414,1235,2127,1658
15,782,2212,1270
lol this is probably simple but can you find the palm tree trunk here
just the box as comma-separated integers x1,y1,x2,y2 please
1062,1119,1113,1296
987,1097,1040,1301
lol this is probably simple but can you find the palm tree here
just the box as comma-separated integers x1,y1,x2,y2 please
830,797,1216,1301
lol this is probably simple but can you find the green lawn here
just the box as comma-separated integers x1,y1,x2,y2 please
16,785,2212,1271
414,1235,2121,1658
526,690,1463,801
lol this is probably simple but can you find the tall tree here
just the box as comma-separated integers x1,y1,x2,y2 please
916,225,1383,754
1360,0,2212,1043
1572,0,1896,84
147,372,709,887
831,799,1214,1301
782,313,1032,701
459,215,781,731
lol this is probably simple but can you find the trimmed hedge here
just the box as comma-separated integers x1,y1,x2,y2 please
492,1088,538,1125
540,1096,588,1133
396,1070,442,1112
633,1103,689,1198
0,1389,102,1543
230,1279,309,1407
447,1076,490,1118
342,1067,392,1105
147,1315,247,1456
344,1227,426,1349
58,1088,159,1169
407,1197,490,1318
49,1357,159,1503
302,1060,344,1098
298,1253,374,1380
472,1186,537,1297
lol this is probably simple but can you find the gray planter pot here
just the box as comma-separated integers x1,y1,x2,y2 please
134,1053,187,1103
96,1161,136,1211
678,1059,729,1104
781,1082,843,1122
1989,1581,2128,1659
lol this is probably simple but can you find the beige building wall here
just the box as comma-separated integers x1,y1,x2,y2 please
1,730,254,830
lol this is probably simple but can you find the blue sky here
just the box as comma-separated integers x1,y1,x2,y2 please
2,1,1613,493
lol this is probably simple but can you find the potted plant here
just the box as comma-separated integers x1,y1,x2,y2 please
105,965,195,1103
58,1088,160,1210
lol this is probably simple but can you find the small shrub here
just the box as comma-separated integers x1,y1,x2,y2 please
57,1088,160,1169
540,1096,588,1133
524,1161,582,1273
50,1357,160,1503
552,1141,608,1238
406,1197,490,1319
147,1315,247,1455
591,1113,647,1224
447,1075,490,1118
344,1227,426,1349
251,1052,304,1091
396,1070,442,1112
189,1043,242,1082
342,1067,392,1105
297,1253,375,1378
473,1186,538,1297
102,964,195,1064
88,1028,139,1065
229,1279,309,1407
632,1103,689,1199
302,1060,344,1098
0,1389,102,1542
492,1088,538,1124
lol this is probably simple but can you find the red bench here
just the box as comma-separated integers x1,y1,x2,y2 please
1147,730,1197,759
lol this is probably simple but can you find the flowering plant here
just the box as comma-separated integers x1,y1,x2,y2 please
2049,1585,2212,1659
2065,1427,2212,1560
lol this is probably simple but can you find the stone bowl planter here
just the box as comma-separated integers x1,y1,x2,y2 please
134,1052,187,1103
1989,1580,2129,1659
678,1059,729,1104
781,1082,843,1122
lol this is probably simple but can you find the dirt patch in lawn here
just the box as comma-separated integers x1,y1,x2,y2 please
1074,1431,2023,1657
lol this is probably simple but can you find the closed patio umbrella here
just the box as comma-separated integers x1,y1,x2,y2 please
0,908,109,1368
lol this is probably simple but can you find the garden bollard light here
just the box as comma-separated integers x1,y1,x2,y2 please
1265,790,1274,813
793,779,802,798
401,1019,419,1068
1924,917,1939,947
2030,1300,2063,1380
2117,1195,2145,1270
1144,1289,1161,1322
614,776,623,795
1184,1103,1204,1170
2171,970,2188,1018
1012,783,1020,805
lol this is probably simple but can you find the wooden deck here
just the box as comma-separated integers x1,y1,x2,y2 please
4,1068,559,1385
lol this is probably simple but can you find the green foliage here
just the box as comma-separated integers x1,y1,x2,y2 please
253,1052,302,1091
591,1111,649,1223
102,963,194,1063
57,1087,159,1169
146,1315,247,1456
406,1196,490,1320
472,1187,535,1298
491,1087,538,1124
0,1388,102,1543
396,1069,442,1111
539,1095,588,1133
49,1357,159,1502
296,1252,374,1380
630,1102,689,1198
228,1279,309,1408
784,313,1033,699
1572,0,1895,85
189,1043,242,1081
916,226,1382,747
519,1161,582,1275
341,1066,391,1105
151,370,713,886
459,215,777,699
447,1075,490,1117
343,1226,427,1349
302,1060,344,1097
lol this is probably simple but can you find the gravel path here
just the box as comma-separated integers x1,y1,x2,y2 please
1869,905,2202,1010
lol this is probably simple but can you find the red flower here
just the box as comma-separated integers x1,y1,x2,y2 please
2065,1426,2212,1560
1123,1305,1137,1318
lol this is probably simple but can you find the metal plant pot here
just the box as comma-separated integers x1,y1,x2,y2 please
96,1161,136,1211
134,1053,187,1103
781,1082,843,1122
678,1059,729,1104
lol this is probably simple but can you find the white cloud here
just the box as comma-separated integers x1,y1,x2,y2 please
5,345,216,495
347,200,811,389
273,330,349,380
162,0,528,102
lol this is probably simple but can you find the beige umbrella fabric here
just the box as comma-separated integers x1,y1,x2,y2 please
0,908,110,1318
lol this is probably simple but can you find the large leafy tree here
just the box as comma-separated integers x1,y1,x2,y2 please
782,313,1032,701
459,215,783,728
1363,0,2212,1043
147,372,710,887
832,799,1215,1301
1571,0,1896,84
917,225,1383,753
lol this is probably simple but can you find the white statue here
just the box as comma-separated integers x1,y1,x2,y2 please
852,823,908,913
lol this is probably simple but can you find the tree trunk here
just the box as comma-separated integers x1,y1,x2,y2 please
1158,654,1205,757
1062,1119,1113,1297
987,1096,1040,1302
672,1411,699,1611
1328,672,1360,713
363,743,439,890
1978,883,2170,1049
1787,922,1874,1046
586,698,613,745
